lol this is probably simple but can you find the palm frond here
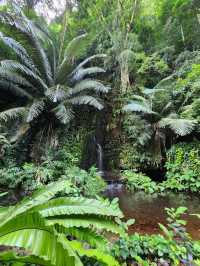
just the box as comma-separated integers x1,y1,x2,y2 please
143,88,165,95
0,107,26,123
72,67,105,81
72,54,107,74
63,34,90,59
26,21,54,86
45,86,67,102
57,34,92,82
0,11,53,86
72,79,110,94
0,80,33,99
123,101,155,114
26,100,45,122
68,96,104,110
0,32,38,73
53,104,74,124
159,115,197,136
1,60,47,90
0,67,35,89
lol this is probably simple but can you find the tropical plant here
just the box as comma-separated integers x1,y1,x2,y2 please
123,88,197,164
0,5,110,156
122,170,158,194
160,141,200,192
65,166,107,198
111,207,200,265
0,179,124,266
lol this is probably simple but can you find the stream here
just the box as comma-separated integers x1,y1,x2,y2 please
105,184,200,239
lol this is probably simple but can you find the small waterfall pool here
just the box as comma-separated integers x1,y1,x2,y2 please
104,184,200,239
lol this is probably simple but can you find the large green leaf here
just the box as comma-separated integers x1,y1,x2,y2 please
70,241,120,266
47,216,125,236
0,251,53,266
33,197,124,218
0,212,80,266
0,179,72,225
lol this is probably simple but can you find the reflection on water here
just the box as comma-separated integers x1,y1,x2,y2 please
105,185,200,239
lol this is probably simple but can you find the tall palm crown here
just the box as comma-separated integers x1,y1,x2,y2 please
0,5,110,133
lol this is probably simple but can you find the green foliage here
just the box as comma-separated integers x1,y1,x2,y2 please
119,143,152,170
122,170,158,194
138,52,170,87
0,5,109,153
162,142,200,192
0,179,124,266
0,162,106,197
111,207,200,265
0,131,106,196
65,166,106,198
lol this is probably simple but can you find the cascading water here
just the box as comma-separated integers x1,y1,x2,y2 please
97,143,104,176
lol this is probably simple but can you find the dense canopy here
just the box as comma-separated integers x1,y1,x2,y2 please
0,0,200,265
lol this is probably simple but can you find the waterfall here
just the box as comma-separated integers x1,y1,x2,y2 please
97,143,104,176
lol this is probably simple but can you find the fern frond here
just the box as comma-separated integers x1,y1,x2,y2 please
0,179,72,224
0,251,52,265
53,226,108,250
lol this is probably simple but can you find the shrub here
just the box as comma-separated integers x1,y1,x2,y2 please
161,142,200,192
64,166,107,198
111,207,200,265
122,170,158,194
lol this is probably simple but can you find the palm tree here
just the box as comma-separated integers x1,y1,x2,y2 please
0,179,123,266
0,5,110,157
123,88,197,164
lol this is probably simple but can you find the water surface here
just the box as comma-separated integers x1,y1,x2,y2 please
105,184,200,239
